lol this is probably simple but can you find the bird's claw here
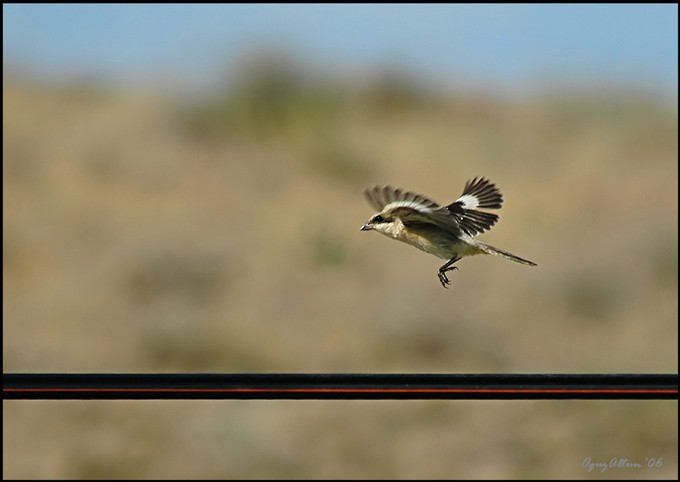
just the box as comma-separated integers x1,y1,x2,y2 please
437,266,458,288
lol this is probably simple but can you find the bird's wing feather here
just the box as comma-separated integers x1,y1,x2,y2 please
364,181,501,237
387,206,464,234
440,177,503,236
452,177,503,210
443,205,499,236
364,186,440,212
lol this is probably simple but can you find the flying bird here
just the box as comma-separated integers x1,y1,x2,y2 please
360,177,537,288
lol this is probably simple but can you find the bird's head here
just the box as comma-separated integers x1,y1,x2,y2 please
360,212,398,237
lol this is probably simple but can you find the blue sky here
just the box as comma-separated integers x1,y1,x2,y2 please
3,4,678,97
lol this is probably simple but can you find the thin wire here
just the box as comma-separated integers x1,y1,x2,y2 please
4,373,677,400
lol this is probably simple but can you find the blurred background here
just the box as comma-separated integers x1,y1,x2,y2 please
3,4,677,479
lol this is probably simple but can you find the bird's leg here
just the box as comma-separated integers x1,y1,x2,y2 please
437,256,461,288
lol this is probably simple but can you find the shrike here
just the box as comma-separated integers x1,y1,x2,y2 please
360,177,537,288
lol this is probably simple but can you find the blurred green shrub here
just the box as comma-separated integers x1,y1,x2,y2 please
181,54,438,142
182,56,344,142
125,251,230,304
564,275,622,321
357,68,436,118
311,231,348,268
308,141,375,184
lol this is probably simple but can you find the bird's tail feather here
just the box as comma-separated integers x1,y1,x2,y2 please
476,242,537,266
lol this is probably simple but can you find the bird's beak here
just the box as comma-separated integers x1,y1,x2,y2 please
360,223,373,231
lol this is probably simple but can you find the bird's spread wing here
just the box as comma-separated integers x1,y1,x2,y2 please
363,186,440,212
364,179,504,237
391,206,466,233
444,177,503,236
442,207,499,236
364,186,462,232
452,177,503,209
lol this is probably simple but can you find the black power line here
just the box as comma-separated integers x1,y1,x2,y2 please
3,373,677,400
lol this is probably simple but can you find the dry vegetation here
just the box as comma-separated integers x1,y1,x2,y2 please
3,60,678,479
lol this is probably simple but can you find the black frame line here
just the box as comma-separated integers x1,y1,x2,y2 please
4,373,677,400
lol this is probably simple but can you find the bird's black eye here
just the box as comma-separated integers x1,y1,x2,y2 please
373,215,384,223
